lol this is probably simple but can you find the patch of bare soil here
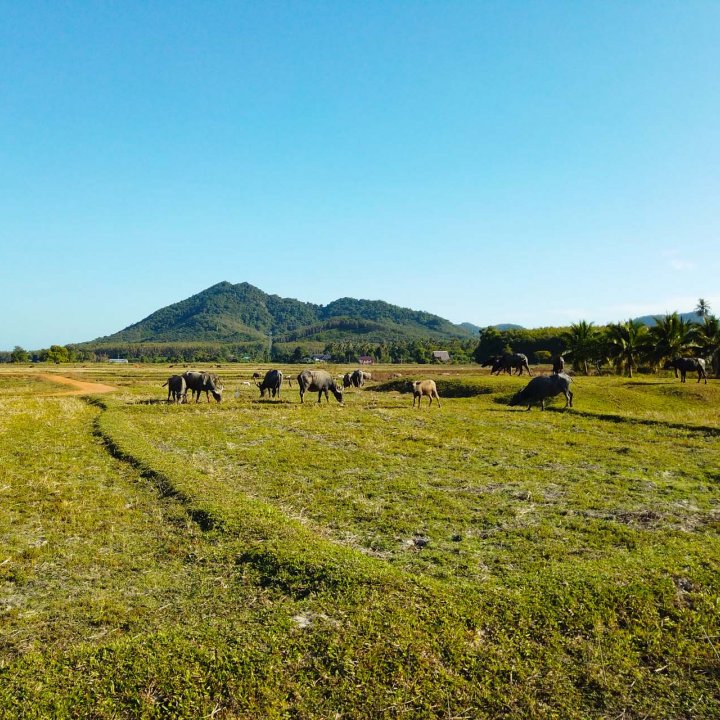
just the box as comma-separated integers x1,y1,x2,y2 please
37,373,118,396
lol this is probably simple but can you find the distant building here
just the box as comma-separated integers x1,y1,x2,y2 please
108,358,129,364
312,354,331,362
358,355,374,365
432,351,451,363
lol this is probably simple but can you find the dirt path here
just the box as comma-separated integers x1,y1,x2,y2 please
38,373,118,396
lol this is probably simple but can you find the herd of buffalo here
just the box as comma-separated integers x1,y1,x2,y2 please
161,353,710,412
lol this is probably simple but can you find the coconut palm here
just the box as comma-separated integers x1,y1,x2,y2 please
695,298,712,319
604,319,649,378
561,320,598,375
695,314,720,376
646,312,698,366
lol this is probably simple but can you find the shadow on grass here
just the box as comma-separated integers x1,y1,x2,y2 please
544,407,720,435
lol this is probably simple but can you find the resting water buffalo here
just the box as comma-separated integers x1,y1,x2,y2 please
182,371,224,402
509,373,573,411
298,369,344,404
257,369,283,398
162,374,186,404
412,379,441,408
552,355,565,374
664,358,708,384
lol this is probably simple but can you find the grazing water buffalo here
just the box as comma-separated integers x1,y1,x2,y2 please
482,355,511,375
182,371,224,402
342,372,353,389
503,353,532,375
298,369,344,404
552,355,565,374
664,358,708,384
483,353,532,376
509,373,573,411
412,379,441,408
350,369,365,388
162,374,186,404
257,369,283,398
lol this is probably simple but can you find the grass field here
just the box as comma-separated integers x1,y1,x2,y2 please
1,364,719,718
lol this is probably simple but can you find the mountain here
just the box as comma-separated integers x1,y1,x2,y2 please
87,282,476,346
459,322,481,334
459,322,524,334
632,311,703,327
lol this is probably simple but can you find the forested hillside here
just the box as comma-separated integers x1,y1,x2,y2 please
84,282,476,348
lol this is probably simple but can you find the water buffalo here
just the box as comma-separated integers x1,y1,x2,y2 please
509,373,573,411
162,374,186,404
182,371,224,402
482,355,511,375
552,355,565,374
412,379,441,408
483,354,532,376
298,369,344,404
350,369,365,388
257,369,283,398
664,358,708,384
342,372,353,389
503,353,532,375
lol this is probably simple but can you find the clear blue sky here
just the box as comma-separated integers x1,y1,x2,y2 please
2,2,718,349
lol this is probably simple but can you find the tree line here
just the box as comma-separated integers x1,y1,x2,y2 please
4,303,718,374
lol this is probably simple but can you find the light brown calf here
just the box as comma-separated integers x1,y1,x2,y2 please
412,379,441,408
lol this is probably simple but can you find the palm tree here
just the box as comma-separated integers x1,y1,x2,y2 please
696,314,720,376
561,321,598,375
647,312,698,366
605,319,649,378
695,298,712,319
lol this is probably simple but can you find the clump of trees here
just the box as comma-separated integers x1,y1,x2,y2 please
473,303,719,377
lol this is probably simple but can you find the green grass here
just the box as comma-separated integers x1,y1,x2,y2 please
1,365,719,718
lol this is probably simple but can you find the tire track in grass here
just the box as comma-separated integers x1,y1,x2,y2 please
85,397,385,595
86,397,223,533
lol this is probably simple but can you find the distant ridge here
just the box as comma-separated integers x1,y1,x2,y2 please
87,281,476,346
632,311,703,327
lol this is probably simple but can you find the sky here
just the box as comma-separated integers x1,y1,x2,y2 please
1,2,719,349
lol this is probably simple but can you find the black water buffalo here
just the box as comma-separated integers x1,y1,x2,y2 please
509,373,573,411
481,355,511,375
664,358,708,384
298,369,344,404
162,374,186,404
412,379,441,408
504,353,532,375
182,371,224,402
257,369,283,398
484,353,532,376
552,355,565,374
350,369,365,387
342,372,353,389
